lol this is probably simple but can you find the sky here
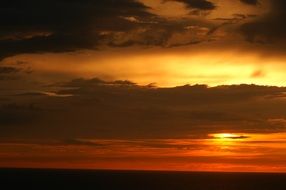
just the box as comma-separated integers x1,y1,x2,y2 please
0,0,286,172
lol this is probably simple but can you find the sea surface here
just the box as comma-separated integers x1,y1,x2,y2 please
0,169,285,190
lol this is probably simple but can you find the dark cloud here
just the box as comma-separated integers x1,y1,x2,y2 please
168,0,216,10
0,66,21,80
1,78,286,140
63,139,107,147
0,0,155,60
0,66,20,74
240,0,259,5
59,78,286,103
1,0,285,59
60,139,207,150
0,0,221,60
240,0,286,43
62,78,136,88
0,61,34,81
0,103,41,127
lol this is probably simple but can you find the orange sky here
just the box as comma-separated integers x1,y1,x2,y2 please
3,42,286,88
1,0,286,173
1,133,286,172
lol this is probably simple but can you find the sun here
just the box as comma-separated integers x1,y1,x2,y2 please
208,133,248,147
207,133,247,151
211,133,243,139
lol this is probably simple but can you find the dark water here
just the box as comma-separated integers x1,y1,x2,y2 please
0,169,285,190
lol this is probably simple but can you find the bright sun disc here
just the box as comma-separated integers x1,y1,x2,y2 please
210,133,244,139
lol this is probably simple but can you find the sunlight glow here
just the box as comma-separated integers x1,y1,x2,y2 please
210,133,246,139
7,49,286,87
207,133,249,153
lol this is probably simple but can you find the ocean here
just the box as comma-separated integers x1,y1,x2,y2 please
0,169,285,190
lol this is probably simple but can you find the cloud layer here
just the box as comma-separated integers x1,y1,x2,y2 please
170,0,216,10
1,78,286,140
240,0,286,44
240,0,259,5
1,0,283,60
0,0,154,59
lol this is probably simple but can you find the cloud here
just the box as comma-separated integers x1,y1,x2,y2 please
61,78,136,88
0,0,155,60
251,70,265,78
1,77,286,140
0,0,285,60
0,61,34,81
167,0,216,10
0,66,21,80
0,103,41,127
0,66,20,74
63,139,108,147
0,0,223,60
240,0,286,44
240,0,259,5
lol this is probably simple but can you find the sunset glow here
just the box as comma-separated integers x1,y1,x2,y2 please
6,49,286,87
1,0,286,175
210,133,247,139
1,132,286,172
